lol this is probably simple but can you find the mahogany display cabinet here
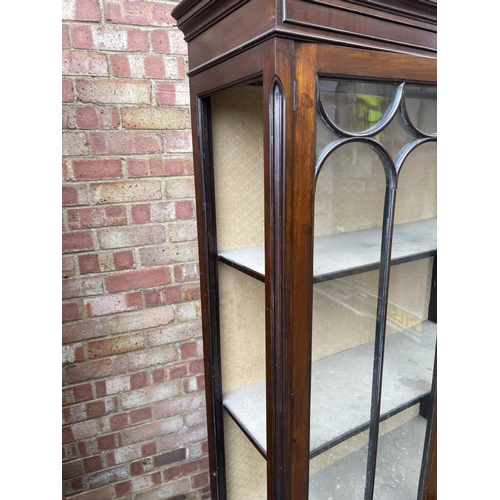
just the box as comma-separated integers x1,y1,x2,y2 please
172,1,437,499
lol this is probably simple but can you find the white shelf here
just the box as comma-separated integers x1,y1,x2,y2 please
218,217,437,281
309,415,428,499
223,320,436,457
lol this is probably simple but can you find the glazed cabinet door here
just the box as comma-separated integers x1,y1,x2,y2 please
290,44,437,500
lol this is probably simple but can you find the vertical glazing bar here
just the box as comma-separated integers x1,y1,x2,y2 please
196,96,227,500
364,179,397,500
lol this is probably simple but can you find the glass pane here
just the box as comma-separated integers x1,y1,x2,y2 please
309,141,386,500
210,83,267,499
311,77,436,500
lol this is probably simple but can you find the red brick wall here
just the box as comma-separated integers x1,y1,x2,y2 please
62,1,210,498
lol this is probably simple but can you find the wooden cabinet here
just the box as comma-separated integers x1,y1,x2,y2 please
172,2,437,499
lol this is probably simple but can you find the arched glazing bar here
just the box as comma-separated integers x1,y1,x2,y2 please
313,79,437,500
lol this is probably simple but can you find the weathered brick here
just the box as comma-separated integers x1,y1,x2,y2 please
78,253,100,274
62,383,93,405
127,155,193,177
134,479,189,500
90,131,163,155
63,51,108,76
85,292,142,317
153,393,205,420
91,180,161,205
76,79,151,104
151,30,187,55
63,343,85,364
122,107,190,130
129,406,152,424
155,82,190,106
139,241,199,267
63,231,94,253
98,225,165,250
150,202,175,222
167,220,198,243
121,381,182,410
165,131,192,153
131,204,151,223
65,358,112,384
113,345,177,374
165,177,195,199
175,200,194,220
146,320,202,346
88,332,145,358
68,206,128,229
108,306,174,335
158,425,207,453
72,419,99,440
62,0,101,21
62,275,103,300
84,455,103,473
105,267,170,293
122,415,183,445
113,250,135,270
63,317,107,343
72,159,122,180
63,301,81,322
62,132,90,156
87,465,128,489
101,412,128,433
63,184,89,206
103,0,175,27
63,78,74,103
174,263,199,282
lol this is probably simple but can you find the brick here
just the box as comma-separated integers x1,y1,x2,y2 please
63,459,84,480
76,106,120,130
121,381,182,410
129,406,152,424
62,131,90,156
63,301,81,322
63,24,70,49
97,433,122,451
103,0,175,27
167,220,198,243
108,306,175,335
63,78,74,103
130,371,148,390
85,400,107,418
62,0,101,21
165,177,195,199
65,358,112,383
90,180,161,205
90,131,163,155
84,455,103,473
71,24,93,49
63,425,75,444
62,276,103,300
68,206,127,229
175,302,201,322
146,320,202,346
87,465,128,489
122,107,190,130
134,479,189,500
174,263,199,282
127,155,193,177
122,415,183,445
149,202,175,223
113,345,177,374
153,393,205,420
62,51,108,76
113,250,134,270
85,292,142,317
191,471,209,489
112,442,150,465
98,225,165,249
62,383,93,405
63,317,107,343
63,231,94,253
72,420,98,440
63,476,84,496
63,343,85,364
167,363,188,380
185,410,206,428
72,159,122,180
76,79,151,104
105,267,170,293
101,412,128,433
78,254,100,274
109,54,131,78
155,82,189,106
151,30,187,55
153,448,185,468
88,332,145,358
131,204,151,223
175,200,194,220
165,131,192,153
63,184,89,206
139,241,198,267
